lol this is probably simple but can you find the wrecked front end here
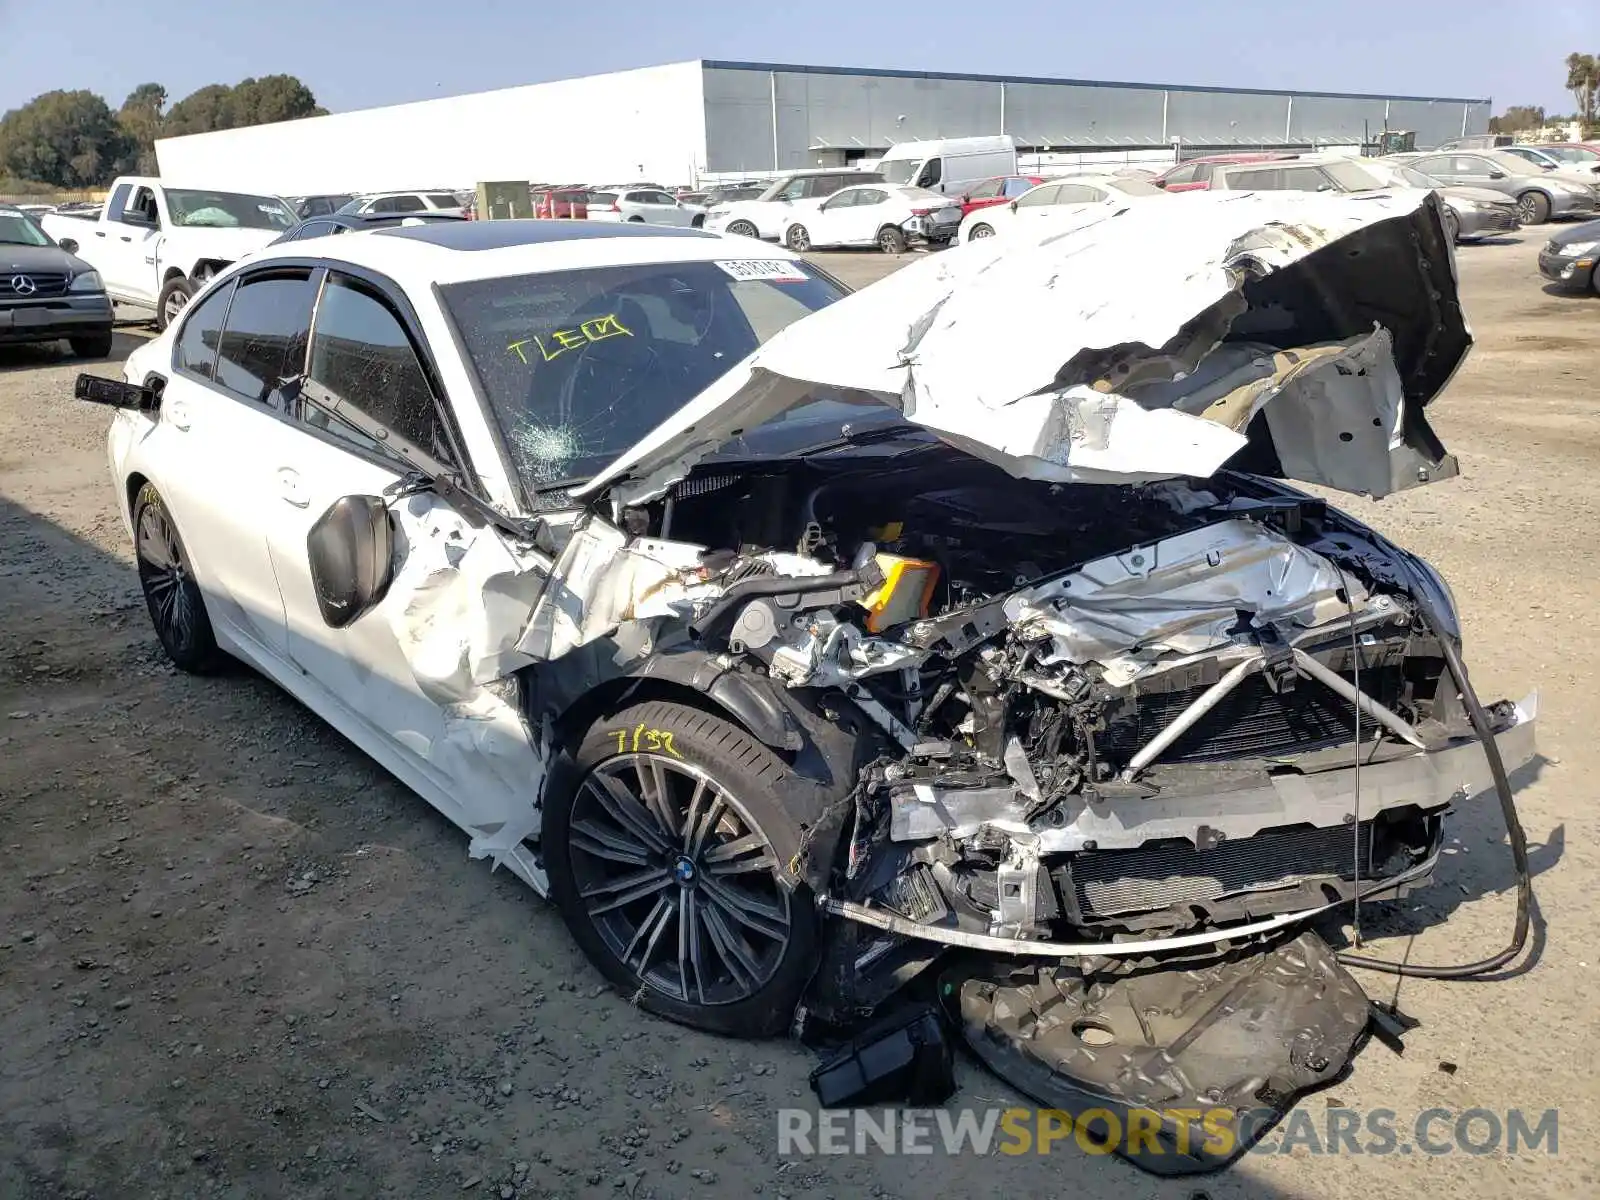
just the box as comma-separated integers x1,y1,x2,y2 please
525,191,1538,1170
605,457,1535,1005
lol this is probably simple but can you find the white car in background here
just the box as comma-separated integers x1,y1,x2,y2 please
703,170,883,241
958,174,1164,242
337,191,467,218
587,187,698,227
779,184,961,253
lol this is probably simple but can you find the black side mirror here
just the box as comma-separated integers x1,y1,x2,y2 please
307,495,396,629
76,373,158,411
58,237,79,254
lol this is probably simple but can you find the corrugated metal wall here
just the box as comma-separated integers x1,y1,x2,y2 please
156,62,709,196
703,64,1490,173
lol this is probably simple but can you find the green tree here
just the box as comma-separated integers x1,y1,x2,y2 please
163,75,325,138
162,84,236,137
0,89,134,187
229,75,326,126
118,83,167,175
1488,104,1545,134
1566,53,1598,125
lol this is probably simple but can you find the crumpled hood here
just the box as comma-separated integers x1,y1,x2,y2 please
579,189,1471,507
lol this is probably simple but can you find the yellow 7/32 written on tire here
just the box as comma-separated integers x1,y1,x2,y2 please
608,724,683,758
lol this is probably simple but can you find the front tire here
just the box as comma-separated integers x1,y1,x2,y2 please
785,224,812,252
132,483,224,673
967,222,995,242
70,332,115,358
1516,191,1551,225
726,219,759,238
155,276,195,332
545,700,819,1038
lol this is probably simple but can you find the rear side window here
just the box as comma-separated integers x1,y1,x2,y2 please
1226,168,1286,190
173,280,235,381
1015,184,1061,207
214,271,320,410
589,191,618,207
1055,184,1105,204
303,274,452,464
426,193,459,207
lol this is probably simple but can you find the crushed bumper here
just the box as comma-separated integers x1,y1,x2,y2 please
834,693,1536,958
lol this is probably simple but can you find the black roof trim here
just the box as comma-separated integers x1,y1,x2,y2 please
700,59,1492,106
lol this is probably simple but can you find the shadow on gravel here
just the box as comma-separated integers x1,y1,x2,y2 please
0,330,148,376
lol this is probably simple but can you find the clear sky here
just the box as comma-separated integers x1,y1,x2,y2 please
1,0,1595,118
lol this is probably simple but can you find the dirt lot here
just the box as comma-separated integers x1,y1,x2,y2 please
2,233,1597,1200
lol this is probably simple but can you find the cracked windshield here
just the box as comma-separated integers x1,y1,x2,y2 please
441,259,846,489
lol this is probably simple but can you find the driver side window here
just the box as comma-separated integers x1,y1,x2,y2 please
301,274,455,467
123,186,159,227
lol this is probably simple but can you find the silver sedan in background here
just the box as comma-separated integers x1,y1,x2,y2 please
1388,151,1600,225
1332,158,1520,242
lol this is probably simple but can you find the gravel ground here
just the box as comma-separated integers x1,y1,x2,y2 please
2,234,1597,1200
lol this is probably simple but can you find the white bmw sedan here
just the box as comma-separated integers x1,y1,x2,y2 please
88,220,855,1037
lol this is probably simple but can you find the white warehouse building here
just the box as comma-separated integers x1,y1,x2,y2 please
154,59,1492,196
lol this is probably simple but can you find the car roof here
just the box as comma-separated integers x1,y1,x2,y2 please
1170,152,1299,167
256,217,787,286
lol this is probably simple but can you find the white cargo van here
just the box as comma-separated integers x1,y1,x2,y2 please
875,136,1019,196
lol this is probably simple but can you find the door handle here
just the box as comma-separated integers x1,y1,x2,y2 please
95,230,107,238
277,468,310,507
167,399,191,431
120,235,132,242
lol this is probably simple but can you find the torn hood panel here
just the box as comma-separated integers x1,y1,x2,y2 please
577,189,1470,507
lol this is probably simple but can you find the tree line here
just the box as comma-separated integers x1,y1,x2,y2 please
0,76,325,189
1489,54,1600,135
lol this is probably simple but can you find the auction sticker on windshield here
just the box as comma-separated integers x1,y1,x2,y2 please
716,260,810,283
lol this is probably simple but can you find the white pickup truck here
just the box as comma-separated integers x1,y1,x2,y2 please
41,177,298,329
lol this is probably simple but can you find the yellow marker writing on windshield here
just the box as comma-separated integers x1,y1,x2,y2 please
507,313,633,363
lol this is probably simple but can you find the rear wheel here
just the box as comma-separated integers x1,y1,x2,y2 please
545,700,819,1038
155,276,195,331
785,224,812,252
877,226,907,254
1516,191,1551,225
132,483,224,673
70,332,115,358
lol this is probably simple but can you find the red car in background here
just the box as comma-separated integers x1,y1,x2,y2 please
533,185,589,219
958,175,1046,216
462,184,589,220
1154,153,1300,192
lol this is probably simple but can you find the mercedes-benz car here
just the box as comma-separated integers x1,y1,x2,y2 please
83,201,1535,1051
0,204,114,358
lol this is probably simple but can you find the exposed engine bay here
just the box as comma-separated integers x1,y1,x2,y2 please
602,448,1527,966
